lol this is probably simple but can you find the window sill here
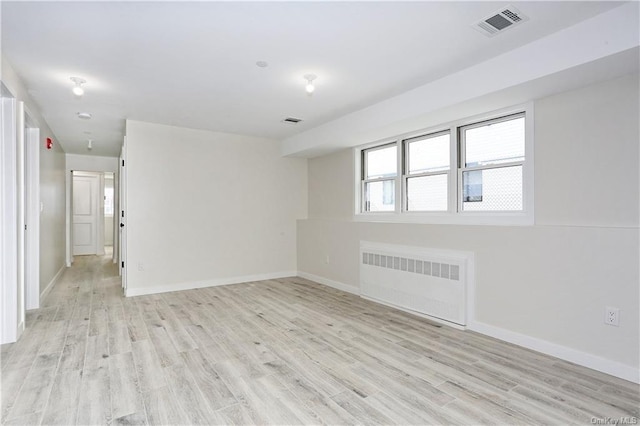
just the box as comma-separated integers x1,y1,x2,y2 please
353,211,534,226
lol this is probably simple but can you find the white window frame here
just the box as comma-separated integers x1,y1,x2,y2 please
458,112,526,213
361,141,400,214
403,129,452,213
354,103,534,226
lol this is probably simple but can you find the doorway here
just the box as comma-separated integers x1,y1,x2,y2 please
72,171,104,256
104,172,115,259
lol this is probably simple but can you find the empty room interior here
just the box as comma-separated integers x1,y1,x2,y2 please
1,1,639,425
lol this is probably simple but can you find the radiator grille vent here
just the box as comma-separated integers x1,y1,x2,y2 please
360,242,473,326
474,5,528,37
362,252,460,281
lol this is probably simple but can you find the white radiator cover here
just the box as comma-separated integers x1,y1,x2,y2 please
360,241,473,326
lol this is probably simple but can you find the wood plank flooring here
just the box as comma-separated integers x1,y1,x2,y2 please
2,254,638,425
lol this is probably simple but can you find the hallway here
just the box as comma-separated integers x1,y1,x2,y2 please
1,254,121,424
2,255,639,425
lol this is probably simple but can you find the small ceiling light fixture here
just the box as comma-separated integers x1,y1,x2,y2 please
70,77,86,96
77,112,92,120
87,139,93,151
256,61,268,68
304,74,317,94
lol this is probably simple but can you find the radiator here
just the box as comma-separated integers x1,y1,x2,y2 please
360,241,473,326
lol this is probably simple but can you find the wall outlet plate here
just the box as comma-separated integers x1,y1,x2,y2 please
605,306,620,326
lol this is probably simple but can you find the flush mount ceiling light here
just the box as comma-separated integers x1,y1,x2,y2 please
70,77,86,96
87,139,93,151
304,74,317,94
77,112,92,120
256,61,268,68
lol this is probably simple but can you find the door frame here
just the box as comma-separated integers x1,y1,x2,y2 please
66,170,73,266
16,101,25,334
1,92,19,344
119,138,127,291
103,172,117,262
24,115,40,310
65,158,119,268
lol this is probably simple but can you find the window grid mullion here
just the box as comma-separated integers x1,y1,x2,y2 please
460,160,524,173
363,176,397,184
402,140,408,212
396,140,403,213
451,126,459,214
456,127,467,213
404,169,450,179
361,149,366,181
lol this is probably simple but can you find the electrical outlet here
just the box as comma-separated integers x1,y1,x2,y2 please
325,255,330,264
605,306,620,326
137,262,145,272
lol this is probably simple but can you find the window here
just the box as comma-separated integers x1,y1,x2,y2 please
362,143,397,212
405,131,450,211
460,113,525,211
357,106,532,224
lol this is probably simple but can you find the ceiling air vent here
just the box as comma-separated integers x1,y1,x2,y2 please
474,5,528,37
282,117,303,124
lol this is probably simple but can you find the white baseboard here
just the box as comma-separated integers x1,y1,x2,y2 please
124,270,298,297
17,321,25,339
40,264,66,302
296,271,359,295
468,320,640,384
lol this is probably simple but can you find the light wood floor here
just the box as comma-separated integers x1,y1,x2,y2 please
1,254,638,425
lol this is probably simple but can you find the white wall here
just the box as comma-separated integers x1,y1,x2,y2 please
66,153,119,173
125,120,307,294
298,73,640,382
1,56,66,298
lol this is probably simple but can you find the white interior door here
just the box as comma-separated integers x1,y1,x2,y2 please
72,173,99,255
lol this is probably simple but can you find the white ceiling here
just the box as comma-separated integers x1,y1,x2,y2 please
0,1,626,157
